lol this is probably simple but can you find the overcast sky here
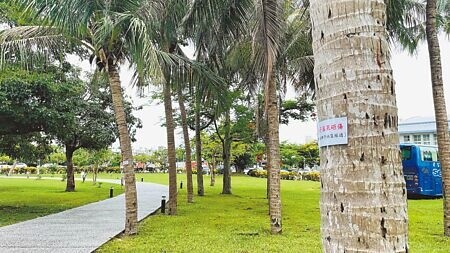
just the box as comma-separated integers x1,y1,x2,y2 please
81,36,450,151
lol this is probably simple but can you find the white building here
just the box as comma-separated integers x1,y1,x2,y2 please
398,116,450,145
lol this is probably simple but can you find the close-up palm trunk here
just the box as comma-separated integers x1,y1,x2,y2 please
425,0,450,236
267,70,282,234
107,63,138,235
310,0,409,251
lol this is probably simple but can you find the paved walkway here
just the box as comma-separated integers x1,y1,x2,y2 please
0,177,168,253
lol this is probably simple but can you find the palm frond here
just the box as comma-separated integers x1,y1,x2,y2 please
252,0,283,107
288,55,315,98
182,0,253,51
14,0,99,38
386,0,426,53
0,26,70,68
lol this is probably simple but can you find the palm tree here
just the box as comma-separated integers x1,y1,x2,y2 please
0,0,167,235
177,88,194,203
253,0,283,234
163,70,178,215
425,0,450,236
182,0,252,196
154,0,191,215
309,0,409,251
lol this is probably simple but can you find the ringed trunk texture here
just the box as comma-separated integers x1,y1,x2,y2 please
267,72,282,234
265,135,270,200
65,146,75,192
177,88,194,203
222,110,232,194
163,76,177,215
195,89,204,196
107,64,138,235
425,0,450,236
310,0,408,251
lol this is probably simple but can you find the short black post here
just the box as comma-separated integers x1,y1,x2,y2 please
109,187,114,198
180,180,183,189
161,196,166,214
141,177,144,182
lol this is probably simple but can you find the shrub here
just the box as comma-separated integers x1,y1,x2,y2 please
0,167,8,174
303,171,320,181
57,168,66,174
247,169,258,177
255,170,267,178
25,167,37,174
281,171,296,180
105,166,121,173
246,169,318,182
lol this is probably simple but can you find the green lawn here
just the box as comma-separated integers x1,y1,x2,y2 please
98,173,450,253
0,178,123,227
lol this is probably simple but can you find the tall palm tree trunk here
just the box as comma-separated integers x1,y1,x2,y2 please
265,134,270,200
425,0,450,236
195,85,204,196
65,145,75,192
107,63,138,235
210,156,216,186
222,109,232,194
310,0,408,251
177,88,194,203
163,74,177,215
267,72,282,234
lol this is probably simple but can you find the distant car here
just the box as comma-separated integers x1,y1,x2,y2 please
41,163,57,168
15,163,27,169
202,166,210,175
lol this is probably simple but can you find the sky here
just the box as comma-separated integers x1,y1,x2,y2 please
71,36,450,151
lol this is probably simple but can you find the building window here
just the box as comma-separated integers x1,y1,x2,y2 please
413,135,422,144
433,134,438,145
404,135,410,142
423,134,430,145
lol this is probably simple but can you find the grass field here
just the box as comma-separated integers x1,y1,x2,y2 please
97,173,450,253
0,177,123,227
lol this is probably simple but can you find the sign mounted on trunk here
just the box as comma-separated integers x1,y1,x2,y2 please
317,117,348,147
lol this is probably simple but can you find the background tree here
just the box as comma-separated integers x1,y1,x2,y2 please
0,64,139,191
149,147,169,171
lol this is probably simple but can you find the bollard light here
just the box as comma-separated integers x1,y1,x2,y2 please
141,177,144,182
109,187,114,198
180,180,183,189
161,195,166,214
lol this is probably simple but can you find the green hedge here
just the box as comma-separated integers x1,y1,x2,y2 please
247,169,320,182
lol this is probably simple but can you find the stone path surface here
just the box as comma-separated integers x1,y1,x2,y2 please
0,178,168,253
